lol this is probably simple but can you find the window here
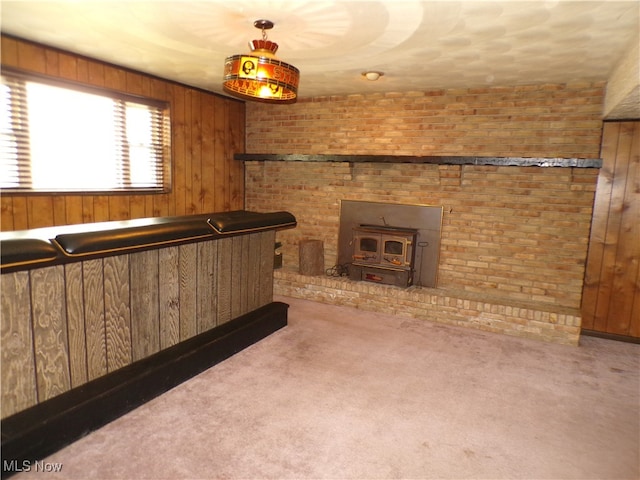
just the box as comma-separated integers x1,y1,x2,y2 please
0,69,171,193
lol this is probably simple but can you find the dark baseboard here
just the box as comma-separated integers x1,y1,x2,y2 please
581,329,640,344
1,301,288,479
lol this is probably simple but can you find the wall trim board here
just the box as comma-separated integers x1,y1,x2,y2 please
0,301,288,478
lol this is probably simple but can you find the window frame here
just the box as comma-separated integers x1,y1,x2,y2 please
0,67,172,195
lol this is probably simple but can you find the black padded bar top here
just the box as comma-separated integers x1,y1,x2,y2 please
208,210,296,234
1,210,296,272
55,218,214,256
0,238,61,270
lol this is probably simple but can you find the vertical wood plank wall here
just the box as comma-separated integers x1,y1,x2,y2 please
0,231,275,418
0,35,246,232
582,121,639,338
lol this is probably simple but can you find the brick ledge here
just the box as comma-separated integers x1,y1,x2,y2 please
274,269,581,346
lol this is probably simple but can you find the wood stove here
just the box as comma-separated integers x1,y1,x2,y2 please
349,224,418,287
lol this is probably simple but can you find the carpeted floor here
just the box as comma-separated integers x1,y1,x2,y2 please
12,295,640,480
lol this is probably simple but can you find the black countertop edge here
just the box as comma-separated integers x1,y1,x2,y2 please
234,154,602,168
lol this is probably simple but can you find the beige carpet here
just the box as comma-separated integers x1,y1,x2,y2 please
13,295,640,480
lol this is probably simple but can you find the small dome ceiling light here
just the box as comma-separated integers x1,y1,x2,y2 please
223,19,300,104
362,71,384,81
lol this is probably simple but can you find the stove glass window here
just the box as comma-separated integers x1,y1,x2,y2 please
384,240,403,255
360,237,378,252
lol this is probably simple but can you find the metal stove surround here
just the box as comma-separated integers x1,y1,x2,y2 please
338,200,443,288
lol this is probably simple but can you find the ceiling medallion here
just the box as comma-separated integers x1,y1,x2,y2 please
223,19,300,104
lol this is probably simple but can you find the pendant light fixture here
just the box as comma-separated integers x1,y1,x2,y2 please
223,19,300,104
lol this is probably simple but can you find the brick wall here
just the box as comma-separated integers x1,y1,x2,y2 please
246,83,604,157
243,83,604,343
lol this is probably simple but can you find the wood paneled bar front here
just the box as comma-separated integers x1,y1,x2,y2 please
0,210,296,473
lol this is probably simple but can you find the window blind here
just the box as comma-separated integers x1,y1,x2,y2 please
0,70,171,193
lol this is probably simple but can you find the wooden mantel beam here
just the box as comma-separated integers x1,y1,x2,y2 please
234,154,602,168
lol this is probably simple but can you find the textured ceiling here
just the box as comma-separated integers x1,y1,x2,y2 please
1,0,639,110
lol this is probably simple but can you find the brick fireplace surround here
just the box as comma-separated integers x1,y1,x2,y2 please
243,83,605,345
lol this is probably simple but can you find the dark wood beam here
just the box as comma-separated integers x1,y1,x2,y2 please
234,154,602,168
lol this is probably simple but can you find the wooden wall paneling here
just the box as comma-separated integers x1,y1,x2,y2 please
582,124,618,330
172,84,187,217
52,197,67,226
81,196,95,224
632,267,640,338
103,255,132,371
88,61,106,87
92,195,110,224
45,49,59,76
64,262,88,387
57,51,78,81
596,124,630,334
108,193,131,221
1,197,15,230
149,76,169,102
201,94,216,213
196,240,218,332
27,197,54,229
582,121,640,338
216,237,233,326
128,194,147,222
10,197,28,230
178,243,198,341
1,271,37,418
130,249,160,361
191,91,204,214
17,41,46,72
65,196,85,226
228,102,245,210
75,57,89,83
631,128,640,336
0,35,19,64
213,97,229,211
158,246,181,349
607,122,639,335
29,265,71,402
259,231,275,306
126,70,143,94
140,75,151,96
104,64,127,90
83,259,107,380
184,89,195,215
